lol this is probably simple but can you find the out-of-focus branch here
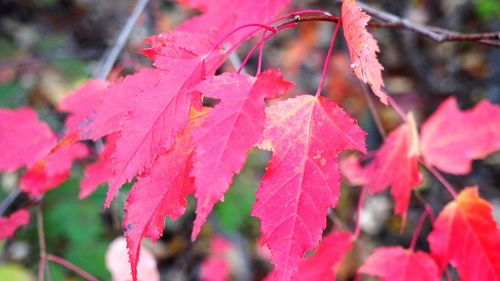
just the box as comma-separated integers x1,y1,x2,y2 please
274,5,500,47
357,2,500,47
95,0,151,79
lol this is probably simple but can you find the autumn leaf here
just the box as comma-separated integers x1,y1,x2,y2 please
428,187,500,280
359,246,440,281
339,154,366,186
0,209,30,240
363,114,422,216
342,0,388,105
58,80,108,138
253,95,366,281
292,231,353,281
20,143,88,198
80,134,119,199
77,69,160,141
190,69,293,239
102,30,234,208
0,108,56,171
420,97,500,174
123,109,208,281
178,0,290,46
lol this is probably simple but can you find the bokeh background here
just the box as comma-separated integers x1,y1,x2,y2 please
1,0,499,280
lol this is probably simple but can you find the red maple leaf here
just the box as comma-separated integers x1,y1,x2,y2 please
76,69,160,141
0,209,30,240
58,80,108,137
420,97,500,174
253,95,366,281
359,246,440,281
123,109,208,281
190,69,293,239
80,133,119,199
363,114,422,216
178,0,290,45
428,187,500,280
0,108,56,171
292,231,353,281
20,143,89,198
342,0,388,105
339,154,366,186
105,34,226,208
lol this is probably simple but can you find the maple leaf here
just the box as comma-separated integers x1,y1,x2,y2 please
58,80,108,138
252,95,366,281
0,108,56,171
78,68,162,141
123,109,208,281
363,114,422,216
339,154,366,186
420,97,500,174
292,231,353,281
190,69,293,239
20,143,88,198
0,209,30,240
359,246,440,281
427,187,500,280
105,34,226,208
178,0,290,46
342,0,388,105
80,134,119,199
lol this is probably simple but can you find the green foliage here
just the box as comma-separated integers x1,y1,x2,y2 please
0,263,34,281
43,177,111,280
0,82,28,109
215,149,268,232
475,0,500,20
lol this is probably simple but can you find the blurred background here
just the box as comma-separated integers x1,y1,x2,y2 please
0,0,499,280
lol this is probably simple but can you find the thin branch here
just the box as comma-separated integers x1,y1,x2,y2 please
95,0,151,79
47,254,98,281
357,1,500,47
0,188,20,216
316,19,342,97
409,209,429,251
420,160,458,198
37,205,52,281
273,7,500,47
360,84,386,138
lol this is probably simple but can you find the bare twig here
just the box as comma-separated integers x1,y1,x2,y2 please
357,1,500,47
37,205,52,281
0,188,20,216
273,6,500,47
360,84,386,138
47,254,98,281
95,0,151,79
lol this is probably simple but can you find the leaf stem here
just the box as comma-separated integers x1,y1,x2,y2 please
409,210,428,251
206,23,277,58
420,161,458,198
237,23,297,73
360,84,386,137
256,30,267,75
37,204,52,281
315,20,342,97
